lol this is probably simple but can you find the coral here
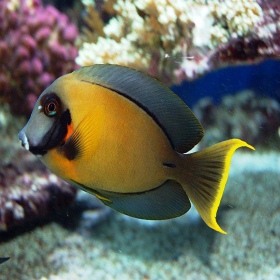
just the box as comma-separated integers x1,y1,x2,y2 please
0,151,77,231
77,0,280,85
0,0,78,116
0,104,77,231
193,90,280,147
177,0,280,82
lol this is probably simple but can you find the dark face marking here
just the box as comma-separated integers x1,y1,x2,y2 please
59,130,81,161
163,162,176,168
29,109,71,156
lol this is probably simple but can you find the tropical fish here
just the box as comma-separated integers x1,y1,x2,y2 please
0,257,10,264
18,64,254,234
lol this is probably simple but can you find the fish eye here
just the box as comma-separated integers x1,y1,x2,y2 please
44,98,59,117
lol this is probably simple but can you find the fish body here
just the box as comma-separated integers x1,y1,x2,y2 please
18,65,254,234
42,79,176,193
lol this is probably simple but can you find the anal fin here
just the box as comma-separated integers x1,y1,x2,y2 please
98,180,191,220
70,179,112,203
71,179,190,220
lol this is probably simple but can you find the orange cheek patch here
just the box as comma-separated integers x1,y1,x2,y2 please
63,122,74,143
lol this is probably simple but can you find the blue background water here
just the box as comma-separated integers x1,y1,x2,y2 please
172,59,280,107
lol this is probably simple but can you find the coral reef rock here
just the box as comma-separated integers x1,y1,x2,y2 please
0,151,77,231
0,0,78,116
193,90,280,147
77,0,280,85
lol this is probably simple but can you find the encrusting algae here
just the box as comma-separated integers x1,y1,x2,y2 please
18,64,254,234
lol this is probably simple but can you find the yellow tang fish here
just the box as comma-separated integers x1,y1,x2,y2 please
18,65,254,234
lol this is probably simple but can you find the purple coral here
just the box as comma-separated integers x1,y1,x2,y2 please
0,0,78,116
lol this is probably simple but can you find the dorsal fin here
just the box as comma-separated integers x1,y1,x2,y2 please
73,64,204,153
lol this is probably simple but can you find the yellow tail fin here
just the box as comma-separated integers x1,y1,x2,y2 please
180,139,254,234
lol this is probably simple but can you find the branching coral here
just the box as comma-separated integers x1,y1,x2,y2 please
0,0,78,116
77,0,280,85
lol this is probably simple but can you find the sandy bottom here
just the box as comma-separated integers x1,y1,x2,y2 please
0,150,279,280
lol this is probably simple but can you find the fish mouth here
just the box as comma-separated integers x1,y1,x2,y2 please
18,130,29,150
18,130,47,156
18,109,71,156
22,124,56,156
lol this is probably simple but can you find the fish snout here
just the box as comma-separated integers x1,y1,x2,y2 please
18,129,30,151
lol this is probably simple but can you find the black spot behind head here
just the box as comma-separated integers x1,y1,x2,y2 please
60,130,82,161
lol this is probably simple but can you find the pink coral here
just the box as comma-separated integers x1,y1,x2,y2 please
0,0,78,116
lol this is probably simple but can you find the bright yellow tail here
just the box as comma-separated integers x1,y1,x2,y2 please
180,139,254,234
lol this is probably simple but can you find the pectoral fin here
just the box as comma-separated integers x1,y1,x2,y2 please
60,105,105,161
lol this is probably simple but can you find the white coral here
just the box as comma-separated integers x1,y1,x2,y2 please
76,37,150,70
77,0,264,82
210,0,263,43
